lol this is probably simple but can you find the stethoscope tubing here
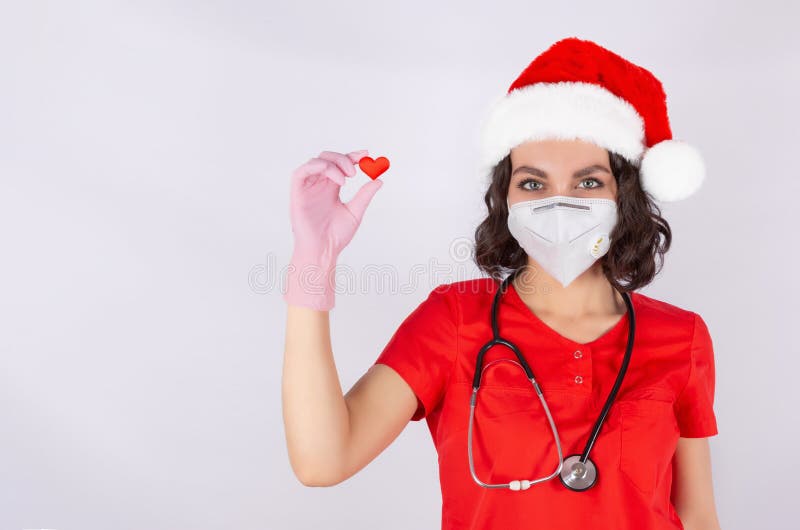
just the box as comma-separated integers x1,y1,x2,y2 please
467,266,636,491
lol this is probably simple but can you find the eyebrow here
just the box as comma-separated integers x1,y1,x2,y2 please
511,164,612,179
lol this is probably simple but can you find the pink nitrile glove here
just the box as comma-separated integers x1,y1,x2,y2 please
283,149,384,311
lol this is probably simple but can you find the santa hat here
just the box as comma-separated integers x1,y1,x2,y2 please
478,37,705,202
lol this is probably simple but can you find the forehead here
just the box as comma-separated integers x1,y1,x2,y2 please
510,139,609,167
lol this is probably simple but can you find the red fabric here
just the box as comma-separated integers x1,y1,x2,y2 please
373,278,718,530
507,37,673,148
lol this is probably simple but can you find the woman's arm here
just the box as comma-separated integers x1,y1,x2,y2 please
671,437,722,530
282,305,418,486
282,306,349,486
281,149,388,485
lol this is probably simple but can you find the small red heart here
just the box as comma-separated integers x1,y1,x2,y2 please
358,156,390,180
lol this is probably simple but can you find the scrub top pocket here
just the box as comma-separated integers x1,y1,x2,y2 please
474,357,541,419
618,399,680,494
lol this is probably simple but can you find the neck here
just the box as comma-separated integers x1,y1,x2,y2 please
511,259,626,319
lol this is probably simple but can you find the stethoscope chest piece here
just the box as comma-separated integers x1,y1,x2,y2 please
558,454,598,491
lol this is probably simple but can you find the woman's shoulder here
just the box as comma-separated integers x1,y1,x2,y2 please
429,277,501,308
631,290,705,334
432,277,497,298
422,278,497,319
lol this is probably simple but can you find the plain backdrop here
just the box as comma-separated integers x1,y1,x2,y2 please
1,1,797,529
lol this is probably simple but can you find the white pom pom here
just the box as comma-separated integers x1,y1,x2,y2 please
639,140,706,202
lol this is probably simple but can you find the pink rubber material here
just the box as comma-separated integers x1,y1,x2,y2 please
283,149,383,311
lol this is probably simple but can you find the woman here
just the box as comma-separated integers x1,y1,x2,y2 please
283,37,721,530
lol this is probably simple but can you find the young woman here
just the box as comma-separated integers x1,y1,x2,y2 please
283,37,721,530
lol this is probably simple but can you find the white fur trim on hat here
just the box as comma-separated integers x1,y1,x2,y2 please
478,81,646,173
639,140,706,202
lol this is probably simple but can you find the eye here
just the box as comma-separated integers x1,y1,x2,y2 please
516,178,542,191
578,177,604,189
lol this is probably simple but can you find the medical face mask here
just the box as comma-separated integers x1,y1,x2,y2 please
506,195,618,287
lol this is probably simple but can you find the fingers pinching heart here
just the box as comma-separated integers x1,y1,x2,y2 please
358,156,390,180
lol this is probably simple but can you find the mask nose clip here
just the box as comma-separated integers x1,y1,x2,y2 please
533,200,591,213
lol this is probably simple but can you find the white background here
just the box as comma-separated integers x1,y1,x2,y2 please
1,1,797,529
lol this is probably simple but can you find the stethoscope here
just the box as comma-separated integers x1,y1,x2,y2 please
467,266,636,492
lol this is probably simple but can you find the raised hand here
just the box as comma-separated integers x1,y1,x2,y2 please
283,149,384,311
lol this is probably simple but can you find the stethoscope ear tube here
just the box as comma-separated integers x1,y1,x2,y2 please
472,267,530,389
577,288,635,467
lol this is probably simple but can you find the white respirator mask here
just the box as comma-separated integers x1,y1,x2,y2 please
506,195,618,287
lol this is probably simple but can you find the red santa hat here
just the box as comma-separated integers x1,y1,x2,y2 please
478,37,705,202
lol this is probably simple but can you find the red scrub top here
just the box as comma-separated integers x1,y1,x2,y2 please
373,277,718,530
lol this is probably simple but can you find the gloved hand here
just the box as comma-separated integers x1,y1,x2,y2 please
283,149,383,311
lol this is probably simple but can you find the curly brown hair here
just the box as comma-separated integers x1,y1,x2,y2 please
473,150,672,292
